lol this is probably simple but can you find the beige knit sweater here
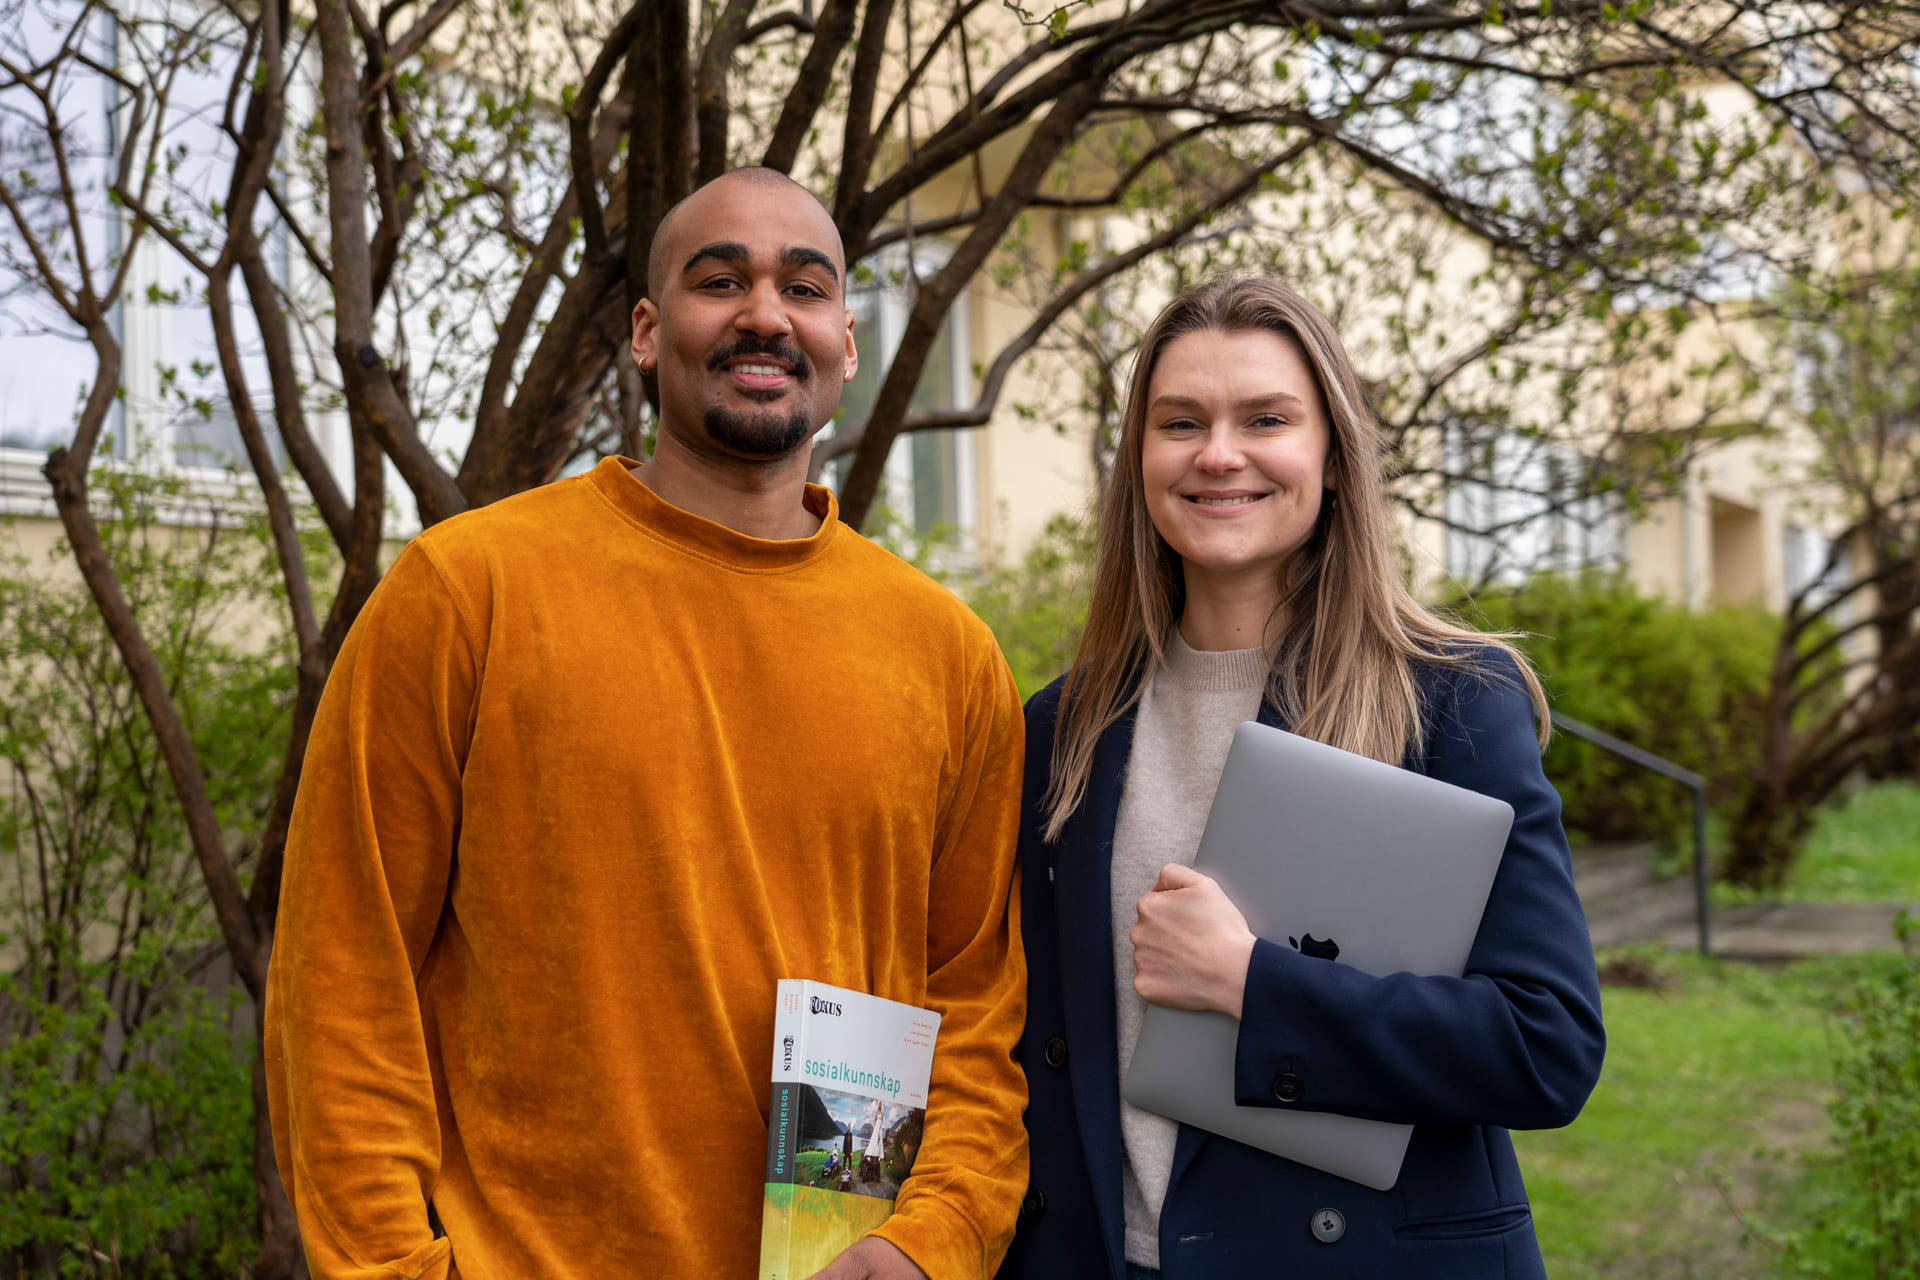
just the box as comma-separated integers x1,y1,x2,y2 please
1110,629,1270,1269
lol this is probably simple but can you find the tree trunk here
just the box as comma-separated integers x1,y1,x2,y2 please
1864,549,1920,781
1723,783,1812,890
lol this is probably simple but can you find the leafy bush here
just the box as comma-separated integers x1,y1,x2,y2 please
0,985,255,1277
868,510,1093,702
1465,570,1776,856
1827,911,1920,1276
958,515,1094,700
0,466,291,1275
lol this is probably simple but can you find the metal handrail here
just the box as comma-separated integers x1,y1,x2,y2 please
1549,711,1711,956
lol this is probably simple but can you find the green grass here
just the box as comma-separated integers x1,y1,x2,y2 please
1518,952,1892,1278
1781,783,1920,903
1520,784,1920,1275
1708,782,1920,907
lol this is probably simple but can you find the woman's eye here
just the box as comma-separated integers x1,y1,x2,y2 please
1252,414,1288,430
1159,418,1201,433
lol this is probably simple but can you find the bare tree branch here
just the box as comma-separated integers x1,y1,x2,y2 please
762,0,860,174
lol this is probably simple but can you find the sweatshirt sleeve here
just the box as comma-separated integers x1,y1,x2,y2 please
871,631,1030,1280
263,542,476,1280
1228,649,1606,1131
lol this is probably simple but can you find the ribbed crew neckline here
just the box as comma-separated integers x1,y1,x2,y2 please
1158,626,1272,692
587,455,840,572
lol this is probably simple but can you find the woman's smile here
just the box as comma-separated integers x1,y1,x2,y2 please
1184,490,1267,509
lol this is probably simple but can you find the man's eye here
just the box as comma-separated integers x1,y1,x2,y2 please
698,277,743,291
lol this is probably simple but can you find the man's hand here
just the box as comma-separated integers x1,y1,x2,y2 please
1131,863,1256,1019
806,1236,929,1280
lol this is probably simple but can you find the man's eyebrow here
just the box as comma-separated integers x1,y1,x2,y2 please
680,241,751,276
780,246,839,284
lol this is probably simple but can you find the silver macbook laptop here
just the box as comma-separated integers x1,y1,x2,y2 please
1121,720,1514,1190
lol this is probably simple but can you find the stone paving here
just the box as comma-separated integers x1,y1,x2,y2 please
1575,842,1917,960
1664,901,1916,961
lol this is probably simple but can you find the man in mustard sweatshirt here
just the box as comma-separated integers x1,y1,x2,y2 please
264,169,1028,1280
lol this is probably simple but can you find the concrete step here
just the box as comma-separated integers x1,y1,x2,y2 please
1588,879,1701,949
1663,901,1918,961
1570,840,1707,948
1571,841,1661,905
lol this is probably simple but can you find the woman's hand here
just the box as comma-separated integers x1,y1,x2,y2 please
1130,863,1257,1019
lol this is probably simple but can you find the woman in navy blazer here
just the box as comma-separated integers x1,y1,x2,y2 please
998,277,1604,1280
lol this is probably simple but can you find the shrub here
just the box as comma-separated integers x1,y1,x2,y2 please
1827,911,1920,1276
865,509,1094,703
0,466,291,1275
958,514,1094,700
1465,570,1776,856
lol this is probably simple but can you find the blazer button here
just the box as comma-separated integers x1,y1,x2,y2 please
1272,1071,1304,1103
1044,1036,1069,1069
1020,1188,1047,1222
1310,1207,1345,1243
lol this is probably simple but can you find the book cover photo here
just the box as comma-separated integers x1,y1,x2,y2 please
759,979,940,1280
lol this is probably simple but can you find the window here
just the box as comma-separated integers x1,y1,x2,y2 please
1783,523,1848,614
0,3,294,474
1443,427,1623,585
144,31,287,472
0,1,124,455
833,267,973,542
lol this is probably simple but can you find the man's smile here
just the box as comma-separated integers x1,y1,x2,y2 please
706,341,809,398
723,359,796,392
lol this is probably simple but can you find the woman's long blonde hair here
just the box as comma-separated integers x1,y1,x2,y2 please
1041,275,1549,843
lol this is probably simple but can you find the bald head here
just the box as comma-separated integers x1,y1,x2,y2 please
646,168,843,299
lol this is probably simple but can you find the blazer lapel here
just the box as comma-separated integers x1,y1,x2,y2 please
1053,703,1136,1279
1167,1122,1208,1200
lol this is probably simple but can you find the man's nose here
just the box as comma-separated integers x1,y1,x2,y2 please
733,279,793,336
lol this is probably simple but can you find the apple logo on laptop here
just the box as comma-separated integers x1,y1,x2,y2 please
1288,934,1340,962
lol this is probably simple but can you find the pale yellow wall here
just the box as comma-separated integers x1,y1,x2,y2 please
1,510,65,569
0,445,357,651
1626,496,1695,605
901,140,1130,563
1710,498,1767,606
1402,505,1452,594
2,448,71,572
967,281,1100,559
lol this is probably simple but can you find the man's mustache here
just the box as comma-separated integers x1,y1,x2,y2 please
706,337,812,379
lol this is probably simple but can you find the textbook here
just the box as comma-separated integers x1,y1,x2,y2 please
759,979,941,1280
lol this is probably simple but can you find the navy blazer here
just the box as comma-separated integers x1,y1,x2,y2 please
999,650,1605,1280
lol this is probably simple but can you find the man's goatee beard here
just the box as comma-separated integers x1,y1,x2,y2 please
703,406,814,458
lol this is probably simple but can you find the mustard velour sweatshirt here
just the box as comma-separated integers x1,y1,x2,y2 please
264,457,1028,1279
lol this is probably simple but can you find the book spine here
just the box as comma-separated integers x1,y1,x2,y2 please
766,1078,800,1184
761,980,806,1280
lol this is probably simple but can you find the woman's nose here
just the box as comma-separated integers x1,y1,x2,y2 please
1195,425,1244,472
